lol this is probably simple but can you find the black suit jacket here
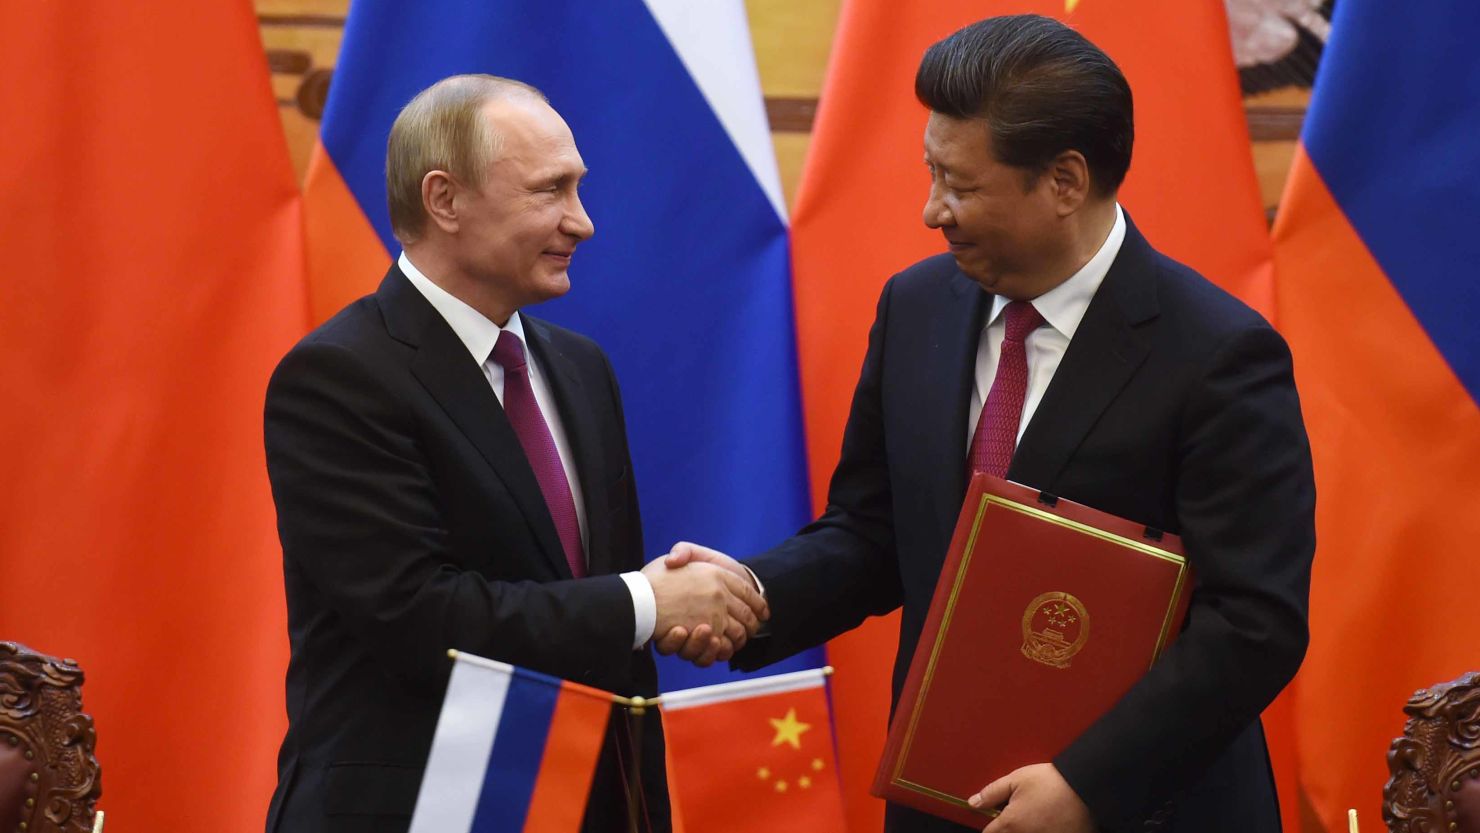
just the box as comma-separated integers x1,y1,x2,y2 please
735,220,1315,833
263,266,669,833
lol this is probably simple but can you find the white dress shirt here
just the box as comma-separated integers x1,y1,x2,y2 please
968,205,1126,448
400,252,657,649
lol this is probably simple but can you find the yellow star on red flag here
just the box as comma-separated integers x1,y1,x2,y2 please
769,707,812,749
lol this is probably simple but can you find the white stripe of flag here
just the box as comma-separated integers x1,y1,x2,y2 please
661,666,831,711
642,0,788,224
407,655,511,833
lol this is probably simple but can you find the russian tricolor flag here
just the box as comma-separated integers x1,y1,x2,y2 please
305,0,820,694
1271,0,1480,828
410,652,614,833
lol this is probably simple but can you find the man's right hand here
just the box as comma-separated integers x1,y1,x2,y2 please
640,556,768,667
651,542,765,664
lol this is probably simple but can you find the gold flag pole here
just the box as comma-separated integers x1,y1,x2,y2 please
626,695,648,833
1348,808,1359,833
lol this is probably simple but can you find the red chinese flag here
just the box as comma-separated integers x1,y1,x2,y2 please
663,671,846,831
791,2,1273,829
0,3,306,830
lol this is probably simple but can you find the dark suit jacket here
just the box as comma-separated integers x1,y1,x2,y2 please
262,266,669,833
734,220,1315,833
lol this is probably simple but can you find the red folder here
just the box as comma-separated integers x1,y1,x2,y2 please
871,474,1192,827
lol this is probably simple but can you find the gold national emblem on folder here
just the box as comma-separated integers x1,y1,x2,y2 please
1021,591,1089,669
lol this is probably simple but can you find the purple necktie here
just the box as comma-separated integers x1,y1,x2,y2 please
969,300,1046,477
490,330,586,578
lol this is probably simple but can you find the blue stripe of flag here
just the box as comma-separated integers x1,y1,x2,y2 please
1300,0,1480,401
470,672,559,832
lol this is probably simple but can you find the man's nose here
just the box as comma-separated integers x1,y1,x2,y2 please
565,194,595,241
923,186,952,229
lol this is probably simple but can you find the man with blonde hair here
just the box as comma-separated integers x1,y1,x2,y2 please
263,75,762,833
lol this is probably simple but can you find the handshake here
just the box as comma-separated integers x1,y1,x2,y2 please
640,543,764,667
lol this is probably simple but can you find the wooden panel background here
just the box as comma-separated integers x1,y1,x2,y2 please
256,0,1308,217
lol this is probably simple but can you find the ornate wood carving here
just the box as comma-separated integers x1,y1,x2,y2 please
1385,672,1480,833
0,643,101,833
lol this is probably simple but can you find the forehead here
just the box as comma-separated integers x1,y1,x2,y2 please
482,97,586,173
923,112,993,167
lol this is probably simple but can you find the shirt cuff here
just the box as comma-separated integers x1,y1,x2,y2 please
620,571,657,650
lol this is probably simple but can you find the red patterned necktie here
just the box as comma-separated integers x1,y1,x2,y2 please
490,330,586,578
969,300,1046,477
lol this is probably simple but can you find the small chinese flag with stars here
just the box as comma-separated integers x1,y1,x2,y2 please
662,668,846,832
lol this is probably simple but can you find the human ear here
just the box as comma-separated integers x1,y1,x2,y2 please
1048,150,1090,216
422,170,460,234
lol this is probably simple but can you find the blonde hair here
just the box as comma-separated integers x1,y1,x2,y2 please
385,74,546,244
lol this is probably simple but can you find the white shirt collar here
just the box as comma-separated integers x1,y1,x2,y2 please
987,203,1126,339
398,251,526,364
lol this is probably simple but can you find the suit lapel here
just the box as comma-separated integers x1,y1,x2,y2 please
378,268,572,578
1009,220,1160,491
926,271,992,548
523,316,615,577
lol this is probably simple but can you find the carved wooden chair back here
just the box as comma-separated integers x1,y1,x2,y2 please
1386,671,1480,833
0,643,102,833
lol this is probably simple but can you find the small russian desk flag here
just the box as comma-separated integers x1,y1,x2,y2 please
410,651,615,833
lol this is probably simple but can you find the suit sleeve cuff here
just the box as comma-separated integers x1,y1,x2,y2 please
743,564,766,598
741,564,771,637
620,571,657,650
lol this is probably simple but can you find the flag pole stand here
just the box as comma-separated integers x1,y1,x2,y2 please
626,695,647,833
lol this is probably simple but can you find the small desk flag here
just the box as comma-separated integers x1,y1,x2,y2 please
662,668,845,832
410,652,613,833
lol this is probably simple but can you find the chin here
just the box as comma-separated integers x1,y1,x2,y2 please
533,272,571,302
956,261,999,290
964,271,1032,301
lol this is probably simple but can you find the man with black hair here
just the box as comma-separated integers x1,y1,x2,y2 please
661,14,1314,833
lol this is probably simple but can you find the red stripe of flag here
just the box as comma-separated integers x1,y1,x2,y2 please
522,682,614,832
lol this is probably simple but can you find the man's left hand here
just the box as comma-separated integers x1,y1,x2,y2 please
970,763,1094,833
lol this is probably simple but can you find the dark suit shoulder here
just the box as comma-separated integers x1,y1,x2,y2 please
1137,250,1290,384
885,252,963,296
265,294,414,415
523,313,602,354
1151,251,1272,337
265,295,397,398
863,253,977,331
288,293,392,354
521,313,616,378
